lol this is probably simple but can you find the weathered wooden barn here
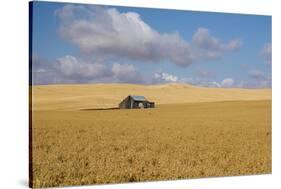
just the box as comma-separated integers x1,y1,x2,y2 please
119,95,155,109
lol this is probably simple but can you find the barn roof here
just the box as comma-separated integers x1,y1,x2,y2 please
130,95,147,101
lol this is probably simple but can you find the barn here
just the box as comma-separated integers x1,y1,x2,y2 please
119,95,155,109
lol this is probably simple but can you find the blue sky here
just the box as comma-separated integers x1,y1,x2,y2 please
31,1,272,88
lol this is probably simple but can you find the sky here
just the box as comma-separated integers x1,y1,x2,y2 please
30,1,272,88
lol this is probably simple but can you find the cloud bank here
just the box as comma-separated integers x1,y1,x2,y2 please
247,70,271,88
191,28,241,60
154,72,179,83
56,5,193,66
31,4,270,89
56,55,110,79
221,78,235,88
32,55,143,85
55,5,241,67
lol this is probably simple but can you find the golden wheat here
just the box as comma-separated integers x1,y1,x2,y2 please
31,83,271,111
31,99,271,188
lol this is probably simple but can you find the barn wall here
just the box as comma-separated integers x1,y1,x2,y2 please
119,96,155,109
119,96,131,109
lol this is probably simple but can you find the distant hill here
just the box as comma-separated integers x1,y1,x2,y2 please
31,83,272,111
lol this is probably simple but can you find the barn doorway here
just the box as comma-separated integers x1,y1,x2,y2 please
138,102,144,109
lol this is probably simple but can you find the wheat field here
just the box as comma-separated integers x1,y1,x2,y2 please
30,84,272,188
31,83,271,110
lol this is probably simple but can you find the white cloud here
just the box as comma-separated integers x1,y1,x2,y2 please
31,53,271,88
31,53,60,85
187,78,221,88
55,56,143,83
221,78,234,87
261,43,272,65
225,39,242,51
237,80,271,88
56,5,241,67
32,54,142,84
191,27,242,60
32,52,50,71
177,76,222,88
56,55,109,78
111,63,142,83
32,5,245,85
56,5,193,66
247,70,271,88
154,72,179,82
209,81,221,88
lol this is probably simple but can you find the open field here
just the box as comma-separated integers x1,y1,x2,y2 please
31,83,271,110
31,84,272,187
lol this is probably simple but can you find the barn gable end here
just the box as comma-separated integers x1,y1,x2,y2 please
119,95,155,109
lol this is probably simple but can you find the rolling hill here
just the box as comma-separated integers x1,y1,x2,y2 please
31,83,271,111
